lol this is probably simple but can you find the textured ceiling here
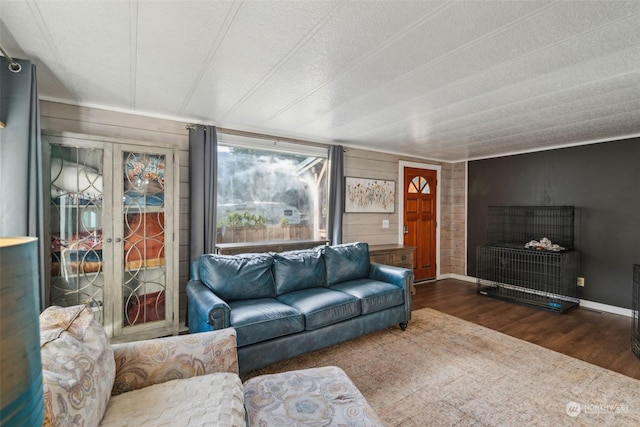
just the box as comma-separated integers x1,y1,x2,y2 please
1,0,640,162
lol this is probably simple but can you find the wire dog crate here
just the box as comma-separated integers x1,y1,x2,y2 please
477,206,579,313
633,265,640,359
487,206,575,249
477,245,580,312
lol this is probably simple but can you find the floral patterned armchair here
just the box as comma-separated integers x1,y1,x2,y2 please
40,305,245,426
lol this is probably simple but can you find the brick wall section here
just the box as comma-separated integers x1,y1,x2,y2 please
440,162,467,276
450,162,467,275
440,163,453,275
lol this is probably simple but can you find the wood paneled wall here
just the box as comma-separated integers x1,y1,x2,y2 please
39,100,468,326
342,148,403,245
343,147,467,277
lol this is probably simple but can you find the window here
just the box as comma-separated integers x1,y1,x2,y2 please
408,176,430,194
216,133,328,244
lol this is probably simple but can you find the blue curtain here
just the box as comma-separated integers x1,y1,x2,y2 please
327,145,344,245
0,57,46,310
189,124,217,273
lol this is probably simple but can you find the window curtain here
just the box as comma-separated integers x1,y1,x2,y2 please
0,57,46,311
189,124,217,275
327,145,344,245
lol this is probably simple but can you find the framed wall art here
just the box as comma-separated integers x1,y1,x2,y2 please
345,177,395,213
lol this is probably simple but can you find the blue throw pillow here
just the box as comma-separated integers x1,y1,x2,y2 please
199,253,275,301
325,242,370,285
273,247,326,295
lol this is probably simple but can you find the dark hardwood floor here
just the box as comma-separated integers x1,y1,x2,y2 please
412,279,640,380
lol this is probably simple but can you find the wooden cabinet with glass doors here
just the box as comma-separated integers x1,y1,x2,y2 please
45,131,178,342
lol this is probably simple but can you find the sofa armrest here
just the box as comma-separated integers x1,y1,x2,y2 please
111,328,238,396
369,262,413,321
186,279,231,332
369,262,412,288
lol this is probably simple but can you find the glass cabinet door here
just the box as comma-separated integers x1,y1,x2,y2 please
49,143,107,324
119,149,171,333
46,132,178,341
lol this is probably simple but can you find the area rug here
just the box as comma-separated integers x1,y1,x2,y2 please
242,308,640,426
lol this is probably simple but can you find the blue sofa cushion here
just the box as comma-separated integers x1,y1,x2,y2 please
199,253,275,301
273,247,326,295
229,298,304,347
331,278,404,315
277,288,361,330
324,242,370,285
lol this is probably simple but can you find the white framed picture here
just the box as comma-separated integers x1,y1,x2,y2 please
345,177,395,213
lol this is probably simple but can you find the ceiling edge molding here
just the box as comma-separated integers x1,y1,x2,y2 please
464,133,640,162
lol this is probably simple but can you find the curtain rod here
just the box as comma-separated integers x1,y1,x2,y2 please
185,124,330,149
0,44,22,73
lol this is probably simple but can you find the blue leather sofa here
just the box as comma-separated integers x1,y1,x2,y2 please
186,242,413,373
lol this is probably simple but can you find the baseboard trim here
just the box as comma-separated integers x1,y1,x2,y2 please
436,274,632,317
437,273,475,283
579,299,632,318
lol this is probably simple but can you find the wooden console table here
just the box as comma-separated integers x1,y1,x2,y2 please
369,244,416,295
215,239,328,255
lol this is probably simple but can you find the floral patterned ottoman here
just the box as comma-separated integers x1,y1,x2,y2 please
243,366,384,426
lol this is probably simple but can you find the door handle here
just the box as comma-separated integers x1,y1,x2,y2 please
403,225,408,234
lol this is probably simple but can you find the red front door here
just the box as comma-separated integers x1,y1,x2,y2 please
403,167,437,281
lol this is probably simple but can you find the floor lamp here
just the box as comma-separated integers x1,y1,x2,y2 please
0,237,44,426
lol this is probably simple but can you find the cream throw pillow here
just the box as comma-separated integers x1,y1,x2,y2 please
40,305,115,427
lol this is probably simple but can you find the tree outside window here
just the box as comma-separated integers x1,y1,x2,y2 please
216,144,328,243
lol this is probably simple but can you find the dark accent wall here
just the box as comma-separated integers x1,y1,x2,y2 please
468,139,640,309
